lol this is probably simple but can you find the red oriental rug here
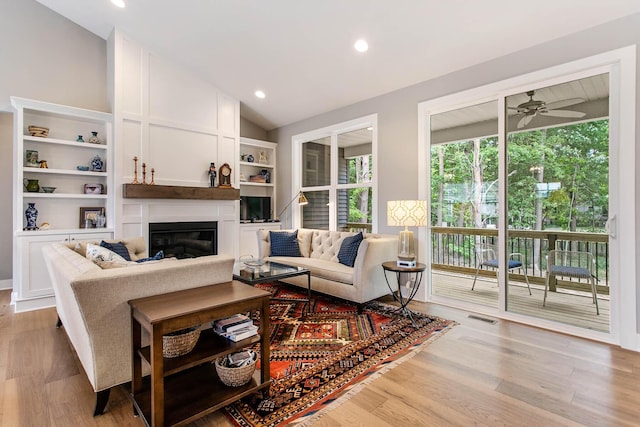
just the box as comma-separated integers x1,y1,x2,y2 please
223,282,455,427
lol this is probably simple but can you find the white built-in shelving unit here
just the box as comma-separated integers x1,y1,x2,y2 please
11,96,114,312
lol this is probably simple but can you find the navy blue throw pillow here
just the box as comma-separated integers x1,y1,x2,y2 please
270,230,301,257
338,232,363,267
100,241,132,261
135,250,165,263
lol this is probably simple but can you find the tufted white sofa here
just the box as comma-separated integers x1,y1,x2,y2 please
257,228,397,304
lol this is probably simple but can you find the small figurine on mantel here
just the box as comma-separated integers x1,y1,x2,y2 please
208,162,217,187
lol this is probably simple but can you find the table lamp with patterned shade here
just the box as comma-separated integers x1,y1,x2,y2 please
387,200,427,267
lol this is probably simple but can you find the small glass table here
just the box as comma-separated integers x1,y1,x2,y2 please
233,261,311,314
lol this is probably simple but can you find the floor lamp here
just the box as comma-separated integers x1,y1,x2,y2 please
387,200,427,267
277,191,308,228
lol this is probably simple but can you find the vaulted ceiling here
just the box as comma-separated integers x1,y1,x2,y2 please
36,0,640,131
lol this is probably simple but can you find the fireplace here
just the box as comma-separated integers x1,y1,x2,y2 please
149,221,217,259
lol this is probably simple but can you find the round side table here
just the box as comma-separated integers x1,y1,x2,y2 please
382,261,427,326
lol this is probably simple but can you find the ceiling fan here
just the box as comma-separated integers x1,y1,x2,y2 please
510,90,586,129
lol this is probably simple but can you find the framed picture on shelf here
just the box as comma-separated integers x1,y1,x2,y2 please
79,207,104,228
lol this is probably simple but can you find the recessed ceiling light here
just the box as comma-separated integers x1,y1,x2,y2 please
255,90,266,99
354,39,369,53
111,0,125,8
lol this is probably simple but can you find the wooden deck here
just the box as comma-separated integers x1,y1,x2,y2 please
431,270,610,333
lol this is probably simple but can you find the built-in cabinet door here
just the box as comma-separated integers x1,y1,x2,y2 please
16,232,112,301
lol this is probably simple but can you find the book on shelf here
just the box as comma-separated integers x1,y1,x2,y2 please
213,314,254,334
220,324,259,342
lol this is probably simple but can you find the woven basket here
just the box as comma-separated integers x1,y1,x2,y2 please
162,326,201,358
215,352,257,387
28,125,49,137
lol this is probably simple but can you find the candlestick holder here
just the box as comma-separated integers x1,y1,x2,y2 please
142,163,147,184
150,168,156,185
132,156,140,184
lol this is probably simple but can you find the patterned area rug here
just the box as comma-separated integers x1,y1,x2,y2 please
223,282,456,427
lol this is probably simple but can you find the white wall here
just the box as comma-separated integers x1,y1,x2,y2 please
0,0,108,281
109,30,240,257
268,13,640,335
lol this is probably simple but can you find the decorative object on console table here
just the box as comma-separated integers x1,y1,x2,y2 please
91,154,104,172
218,163,233,188
79,207,104,229
387,200,427,267
208,162,217,187
142,163,147,184
150,168,155,185
87,131,101,144
24,203,38,230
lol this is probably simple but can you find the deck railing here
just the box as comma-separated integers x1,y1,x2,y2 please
431,227,609,295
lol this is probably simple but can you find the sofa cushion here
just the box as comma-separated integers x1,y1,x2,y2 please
310,230,357,261
268,256,354,285
85,243,130,269
100,241,132,261
270,230,301,257
337,232,363,267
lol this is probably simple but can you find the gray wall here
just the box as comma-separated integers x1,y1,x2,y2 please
0,114,12,285
240,116,269,140
268,13,640,334
0,0,108,281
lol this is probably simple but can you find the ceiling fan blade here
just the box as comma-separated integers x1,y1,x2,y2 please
540,109,586,118
517,115,534,129
544,97,585,110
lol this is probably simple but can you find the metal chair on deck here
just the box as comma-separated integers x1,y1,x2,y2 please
472,247,531,294
544,250,599,315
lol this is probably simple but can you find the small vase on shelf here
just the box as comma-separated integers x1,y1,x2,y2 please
88,131,101,144
76,135,85,143
91,155,104,172
24,203,38,230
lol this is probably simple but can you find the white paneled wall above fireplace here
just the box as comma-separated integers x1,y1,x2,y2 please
108,29,240,257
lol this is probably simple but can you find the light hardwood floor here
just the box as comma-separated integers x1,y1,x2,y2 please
1,289,638,427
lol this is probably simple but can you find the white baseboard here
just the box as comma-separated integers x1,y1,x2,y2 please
0,279,12,291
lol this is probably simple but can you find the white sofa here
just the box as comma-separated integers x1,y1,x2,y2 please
42,237,234,415
258,228,397,304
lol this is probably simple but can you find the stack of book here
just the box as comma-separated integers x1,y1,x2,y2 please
213,314,258,342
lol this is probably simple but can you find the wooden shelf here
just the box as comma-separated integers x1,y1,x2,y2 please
122,184,240,200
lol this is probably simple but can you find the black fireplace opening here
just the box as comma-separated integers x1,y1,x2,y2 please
149,221,218,259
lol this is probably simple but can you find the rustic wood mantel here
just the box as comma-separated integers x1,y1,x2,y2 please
122,184,240,200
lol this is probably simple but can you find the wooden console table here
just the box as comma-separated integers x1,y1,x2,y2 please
129,281,271,427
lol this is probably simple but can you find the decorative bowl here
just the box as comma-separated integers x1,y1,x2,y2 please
76,165,90,171
42,187,56,193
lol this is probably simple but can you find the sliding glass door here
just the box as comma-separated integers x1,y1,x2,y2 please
505,74,610,332
422,64,630,342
